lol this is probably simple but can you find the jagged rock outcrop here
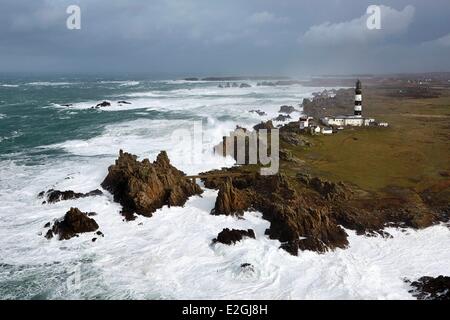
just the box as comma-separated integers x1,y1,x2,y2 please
278,105,297,114
331,194,440,237
274,114,291,122
280,131,311,147
202,167,441,255
249,109,267,116
240,83,252,88
211,178,250,216
213,228,256,245
257,174,349,254
419,180,450,223
279,150,303,164
101,150,203,220
45,207,99,240
38,189,103,204
406,276,450,300
253,120,275,131
94,101,111,108
204,172,349,254
297,173,353,201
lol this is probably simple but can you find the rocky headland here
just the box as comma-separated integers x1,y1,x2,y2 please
36,74,450,300
200,119,448,255
200,165,444,255
40,116,448,257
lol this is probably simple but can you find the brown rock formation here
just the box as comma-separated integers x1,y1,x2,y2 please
204,172,349,254
205,109,447,255
101,150,203,220
45,207,99,240
211,177,250,216
213,228,256,245
280,126,312,147
406,276,450,300
38,189,103,204
278,105,297,114
202,169,441,255
420,180,450,223
253,120,275,131
274,114,291,122
297,173,353,201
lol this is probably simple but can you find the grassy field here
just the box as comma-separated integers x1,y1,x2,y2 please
284,88,450,194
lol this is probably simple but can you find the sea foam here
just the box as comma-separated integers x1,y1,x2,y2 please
1,80,448,300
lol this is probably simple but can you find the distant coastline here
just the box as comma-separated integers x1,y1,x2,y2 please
184,76,291,81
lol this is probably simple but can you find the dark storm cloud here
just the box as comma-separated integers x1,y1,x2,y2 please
0,0,450,75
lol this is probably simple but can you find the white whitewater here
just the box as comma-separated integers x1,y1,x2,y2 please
0,82,448,299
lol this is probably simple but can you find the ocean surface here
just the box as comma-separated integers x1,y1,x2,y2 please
0,76,449,299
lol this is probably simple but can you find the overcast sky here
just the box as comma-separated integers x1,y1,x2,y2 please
1,0,450,76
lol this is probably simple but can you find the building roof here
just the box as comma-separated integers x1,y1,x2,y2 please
324,115,365,119
322,115,375,122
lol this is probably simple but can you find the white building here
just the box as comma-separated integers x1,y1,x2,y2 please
310,125,321,135
321,116,375,127
299,116,314,130
321,127,333,135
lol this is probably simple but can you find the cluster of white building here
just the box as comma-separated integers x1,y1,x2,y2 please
299,116,332,135
321,115,375,127
299,80,388,135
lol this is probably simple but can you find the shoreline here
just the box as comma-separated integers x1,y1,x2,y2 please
0,76,449,299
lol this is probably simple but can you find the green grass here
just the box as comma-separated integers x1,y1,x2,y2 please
282,88,450,193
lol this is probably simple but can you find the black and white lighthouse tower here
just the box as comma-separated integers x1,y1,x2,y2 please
354,79,362,117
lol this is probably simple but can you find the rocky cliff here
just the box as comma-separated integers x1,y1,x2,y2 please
201,168,441,255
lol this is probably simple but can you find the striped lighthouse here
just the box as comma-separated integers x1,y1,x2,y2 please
354,79,362,117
